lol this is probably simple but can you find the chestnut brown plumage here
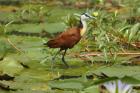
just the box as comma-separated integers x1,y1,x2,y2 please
44,13,95,67
47,27,81,49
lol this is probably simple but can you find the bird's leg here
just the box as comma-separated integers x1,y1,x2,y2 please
51,49,61,69
62,49,69,68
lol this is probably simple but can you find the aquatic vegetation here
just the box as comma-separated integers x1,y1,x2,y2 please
0,0,140,93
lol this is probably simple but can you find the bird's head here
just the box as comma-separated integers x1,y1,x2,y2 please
74,12,97,21
80,13,96,21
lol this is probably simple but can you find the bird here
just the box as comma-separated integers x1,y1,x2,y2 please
44,13,96,68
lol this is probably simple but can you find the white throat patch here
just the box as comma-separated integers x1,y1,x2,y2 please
80,19,87,36
80,28,86,36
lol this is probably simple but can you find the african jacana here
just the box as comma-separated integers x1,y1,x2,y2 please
44,13,96,68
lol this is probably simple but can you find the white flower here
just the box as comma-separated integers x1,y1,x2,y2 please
103,80,133,93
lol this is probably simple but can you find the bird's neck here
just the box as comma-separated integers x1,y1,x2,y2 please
79,19,87,36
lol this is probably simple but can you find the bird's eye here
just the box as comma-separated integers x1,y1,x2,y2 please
84,14,90,18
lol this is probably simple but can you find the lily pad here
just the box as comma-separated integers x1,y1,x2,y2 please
0,57,24,76
48,80,85,90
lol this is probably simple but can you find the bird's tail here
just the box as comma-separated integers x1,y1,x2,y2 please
43,40,60,48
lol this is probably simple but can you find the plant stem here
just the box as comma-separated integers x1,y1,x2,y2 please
6,38,23,53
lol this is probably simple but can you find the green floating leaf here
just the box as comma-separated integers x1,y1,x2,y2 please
48,80,85,90
87,76,140,86
121,76,140,85
87,65,140,84
92,77,118,85
82,85,99,93
0,57,24,76
99,66,138,77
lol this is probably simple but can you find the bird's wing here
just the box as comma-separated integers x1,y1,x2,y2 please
47,27,81,48
58,27,80,38
58,27,81,47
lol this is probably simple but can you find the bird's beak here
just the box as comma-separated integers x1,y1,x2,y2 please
87,15,96,20
90,16,96,19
